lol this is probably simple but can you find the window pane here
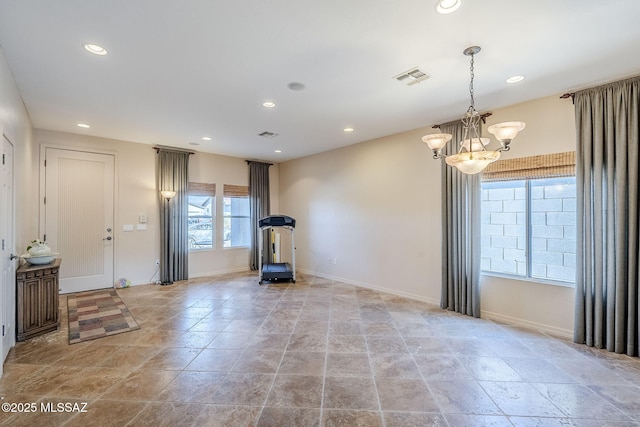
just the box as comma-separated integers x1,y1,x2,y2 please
230,216,250,247
481,180,527,276
188,195,214,250
228,197,249,216
530,177,576,283
223,196,250,248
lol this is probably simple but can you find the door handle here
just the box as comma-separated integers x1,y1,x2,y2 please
10,254,18,260
103,236,112,241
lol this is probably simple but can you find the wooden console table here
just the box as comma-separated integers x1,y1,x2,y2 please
16,258,61,341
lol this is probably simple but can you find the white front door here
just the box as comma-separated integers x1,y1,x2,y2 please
1,133,16,371
45,148,115,293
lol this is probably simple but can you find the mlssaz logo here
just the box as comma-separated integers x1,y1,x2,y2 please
40,402,88,413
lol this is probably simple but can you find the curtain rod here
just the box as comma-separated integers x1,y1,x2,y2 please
432,112,492,129
246,160,274,166
560,92,575,104
153,145,195,155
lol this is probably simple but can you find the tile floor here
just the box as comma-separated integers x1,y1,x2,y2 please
1,272,639,426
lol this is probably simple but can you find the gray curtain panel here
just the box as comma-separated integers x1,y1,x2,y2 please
439,121,482,317
249,161,271,270
158,149,190,283
574,76,640,357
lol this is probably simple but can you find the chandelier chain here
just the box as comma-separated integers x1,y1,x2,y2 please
469,53,475,110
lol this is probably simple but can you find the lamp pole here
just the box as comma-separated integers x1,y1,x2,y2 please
160,190,176,286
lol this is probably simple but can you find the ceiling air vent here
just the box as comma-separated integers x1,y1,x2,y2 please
393,67,429,86
258,131,278,138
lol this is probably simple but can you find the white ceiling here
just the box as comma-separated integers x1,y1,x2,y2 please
1,0,639,162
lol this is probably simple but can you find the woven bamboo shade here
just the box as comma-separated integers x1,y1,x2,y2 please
188,182,216,196
223,184,249,197
482,151,575,182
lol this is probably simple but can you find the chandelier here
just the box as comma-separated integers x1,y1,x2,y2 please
422,46,525,175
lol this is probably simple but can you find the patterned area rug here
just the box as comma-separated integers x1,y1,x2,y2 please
67,288,140,344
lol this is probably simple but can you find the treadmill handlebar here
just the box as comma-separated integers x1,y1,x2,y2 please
259,215,296,228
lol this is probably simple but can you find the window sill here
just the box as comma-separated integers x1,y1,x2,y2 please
481,271,575,288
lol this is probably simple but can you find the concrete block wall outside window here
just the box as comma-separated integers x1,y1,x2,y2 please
481,177,576,284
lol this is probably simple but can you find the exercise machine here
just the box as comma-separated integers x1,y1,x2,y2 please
258,215,296,284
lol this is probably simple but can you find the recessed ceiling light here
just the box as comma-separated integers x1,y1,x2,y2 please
262,101,276,108
202,137,211,141
77,123,90,128
343,127,354,133
83,43,107,56
287,82,306,91
274,150,282,153
506,75,525,84
435,0,462,14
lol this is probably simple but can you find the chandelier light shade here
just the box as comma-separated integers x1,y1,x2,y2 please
460,137,490,152
487,121,526,148
445,150,501,175
422,46,525,174
421,133,452,150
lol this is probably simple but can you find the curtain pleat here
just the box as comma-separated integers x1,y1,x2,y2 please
249,161,271,270
440,121,481,317
158,149,190,283
574,76,640,357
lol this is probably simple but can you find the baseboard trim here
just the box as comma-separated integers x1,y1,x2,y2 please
298,268,441,307
480,309,573,339
129,267,252,286
189,267,251,279
300,268,573,339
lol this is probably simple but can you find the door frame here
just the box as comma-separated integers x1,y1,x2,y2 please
39,143,119,291
1,130,16,375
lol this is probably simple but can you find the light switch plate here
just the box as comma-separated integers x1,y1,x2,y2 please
123,224,134,232
136,224,147,231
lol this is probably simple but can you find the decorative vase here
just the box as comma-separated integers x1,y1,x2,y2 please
27,243,51,256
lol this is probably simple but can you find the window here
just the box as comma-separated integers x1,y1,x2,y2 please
223,184,250,248
480,152,576,285
188,183,215,250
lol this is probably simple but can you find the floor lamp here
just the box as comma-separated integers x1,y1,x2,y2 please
160,190,176,286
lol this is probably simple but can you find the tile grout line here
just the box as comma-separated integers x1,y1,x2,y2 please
255,281,301,426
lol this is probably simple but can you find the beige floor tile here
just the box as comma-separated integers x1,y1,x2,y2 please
1,272,639,426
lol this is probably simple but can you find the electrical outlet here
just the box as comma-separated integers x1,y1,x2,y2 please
333,258,337,265
155,259,160,265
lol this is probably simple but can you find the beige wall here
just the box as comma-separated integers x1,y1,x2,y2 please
279,94,576,336
33,130,279,285
480,96,576,336
0,45,35,249
279,126,443,304
1,45,34,366
188,153,279,277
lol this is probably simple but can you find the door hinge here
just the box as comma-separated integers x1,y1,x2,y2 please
44,196,46,205
1,239,4,250
43,234,47,241
2,325,4,337
44,159,46,167
2,153,4,165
